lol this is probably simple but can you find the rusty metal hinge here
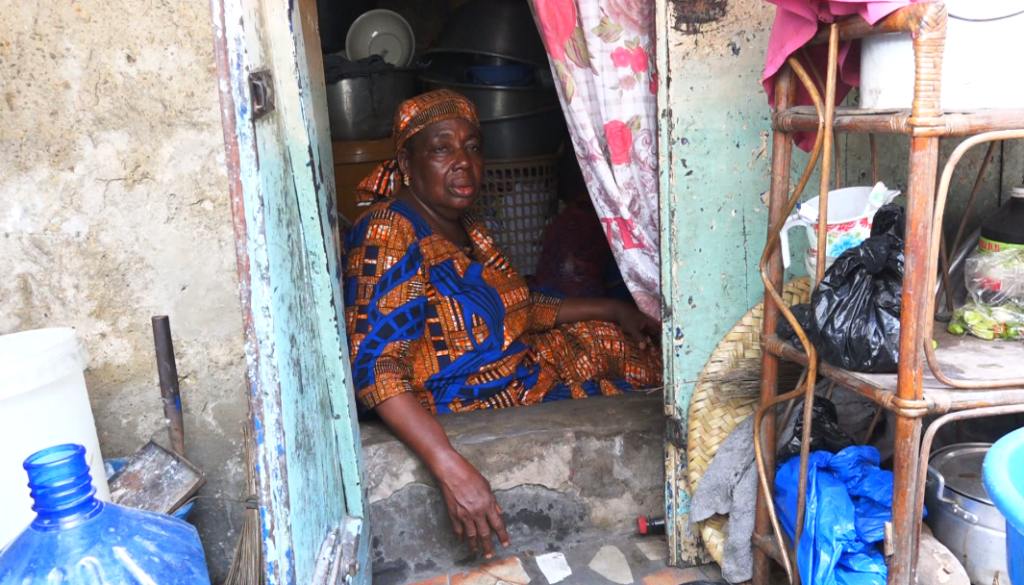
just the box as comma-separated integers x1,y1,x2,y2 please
248,70,275,120
666,416,686,450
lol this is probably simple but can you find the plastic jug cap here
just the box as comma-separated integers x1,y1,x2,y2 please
1012,186,1024,199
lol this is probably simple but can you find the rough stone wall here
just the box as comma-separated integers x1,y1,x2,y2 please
0,1,246,582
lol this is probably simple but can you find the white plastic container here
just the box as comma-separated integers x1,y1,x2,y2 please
0,328,110,548
860,0,1024,110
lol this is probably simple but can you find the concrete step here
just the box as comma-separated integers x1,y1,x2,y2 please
361,393,666,585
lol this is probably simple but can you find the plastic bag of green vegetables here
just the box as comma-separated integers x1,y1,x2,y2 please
948,303,1024,340
966,248,1024,305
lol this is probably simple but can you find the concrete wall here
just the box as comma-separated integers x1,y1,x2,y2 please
0,1,246,582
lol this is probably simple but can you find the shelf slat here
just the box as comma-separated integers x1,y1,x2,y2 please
765,325,1024,413
773,107,1024,137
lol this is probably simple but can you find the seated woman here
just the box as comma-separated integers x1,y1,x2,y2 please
343,90,662,559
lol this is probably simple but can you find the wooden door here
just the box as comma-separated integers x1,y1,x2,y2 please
655,0,781,566
209,0,369,582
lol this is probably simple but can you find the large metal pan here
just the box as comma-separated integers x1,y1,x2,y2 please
480,107,566,160
326,68,419,141
423,0,547,67
419,73,558,120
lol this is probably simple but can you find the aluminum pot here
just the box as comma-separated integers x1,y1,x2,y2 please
479,107,565,160
419,73,558,120
326,68,418,141
424,0,547,66
925,443,1009,585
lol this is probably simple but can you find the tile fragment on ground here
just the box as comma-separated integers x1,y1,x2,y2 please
451,557,531,585
635,540,669,562
534,552,572,584
642,567,706,585
587,545,633,585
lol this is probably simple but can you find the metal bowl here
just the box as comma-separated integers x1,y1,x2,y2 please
480,107,566,160
422,52,522,71
424,0,548,67
419,73,558,120
326,68,419,141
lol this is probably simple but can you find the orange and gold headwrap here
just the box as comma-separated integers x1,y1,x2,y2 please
356,89,480,205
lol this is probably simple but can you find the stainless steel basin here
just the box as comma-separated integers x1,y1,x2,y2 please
424,0,547,66
326,69,419,141
419,73,558,120
480,107,566,160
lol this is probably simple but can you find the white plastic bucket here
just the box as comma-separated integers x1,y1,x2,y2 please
860,0,1024,110
0,328,111,547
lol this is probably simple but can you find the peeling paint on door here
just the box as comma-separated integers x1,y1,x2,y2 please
671,0,729,34
210,0,369,582
657,0,776,565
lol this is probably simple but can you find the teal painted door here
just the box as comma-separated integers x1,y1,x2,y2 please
210,0,369,583
655,0,783,565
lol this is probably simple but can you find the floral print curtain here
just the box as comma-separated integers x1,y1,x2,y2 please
530,0,661,319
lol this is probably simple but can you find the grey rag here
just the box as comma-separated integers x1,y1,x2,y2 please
689,416,757,583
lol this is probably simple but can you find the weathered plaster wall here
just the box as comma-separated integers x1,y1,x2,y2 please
0,1,246,581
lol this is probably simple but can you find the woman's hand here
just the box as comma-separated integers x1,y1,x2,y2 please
435,452,510,558
374,393,510,557
609,301,662,349
555,298,662,347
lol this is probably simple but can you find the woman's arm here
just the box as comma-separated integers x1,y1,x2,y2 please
555,298,662,345
375,394,510,558
344,212,509,556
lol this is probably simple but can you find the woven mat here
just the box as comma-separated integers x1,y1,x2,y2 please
686,278,811,565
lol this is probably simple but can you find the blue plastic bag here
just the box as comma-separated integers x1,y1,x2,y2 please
774,446,923,585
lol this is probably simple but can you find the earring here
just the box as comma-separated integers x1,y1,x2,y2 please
403,176,410,187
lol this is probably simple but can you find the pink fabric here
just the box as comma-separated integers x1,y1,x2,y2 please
763,0,916,150
530,0,661,319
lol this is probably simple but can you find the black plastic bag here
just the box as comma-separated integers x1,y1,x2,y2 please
778,397,855,460
777,205,905,373
777,303,813,351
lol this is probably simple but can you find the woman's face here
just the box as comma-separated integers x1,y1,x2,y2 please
398,118,484,221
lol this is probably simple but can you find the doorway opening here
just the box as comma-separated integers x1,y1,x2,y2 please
315,0,669,583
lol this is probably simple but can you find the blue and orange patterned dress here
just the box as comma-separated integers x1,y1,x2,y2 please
343,198,662,414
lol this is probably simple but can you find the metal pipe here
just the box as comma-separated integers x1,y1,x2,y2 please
152,316,186,457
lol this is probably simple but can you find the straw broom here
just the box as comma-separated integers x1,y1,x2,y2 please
226,422,264,585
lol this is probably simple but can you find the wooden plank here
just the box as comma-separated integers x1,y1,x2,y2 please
108,441,205,515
